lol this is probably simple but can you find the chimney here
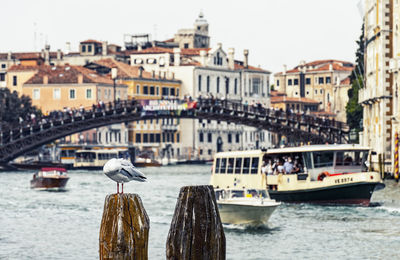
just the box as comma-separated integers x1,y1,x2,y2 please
102,41,108,56
329,64,333,71
7,51,12,61
65,42,71,55
41,49,45,59
174,48,181,66
44,44,50,65
43,75,48,84
57,49,62,60
139,66,143,78
77,74,83,84
283,64,287,75
138,45,142,51
217,42,222,49
228,48,235,70
200,50,207,66
243,49,249,68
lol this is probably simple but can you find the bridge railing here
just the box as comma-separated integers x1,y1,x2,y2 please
196,98,349,133
0,99,141,145
0,97,350,149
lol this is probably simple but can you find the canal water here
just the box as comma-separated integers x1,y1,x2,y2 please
1,165,400,260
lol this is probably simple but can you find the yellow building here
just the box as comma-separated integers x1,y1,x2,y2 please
87,58,182,160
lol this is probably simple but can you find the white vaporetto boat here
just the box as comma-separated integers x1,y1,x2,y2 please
211,144,385,206
215,189,280,226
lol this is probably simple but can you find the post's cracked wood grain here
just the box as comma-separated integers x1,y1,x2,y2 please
99,194,149,260
166,185,225,260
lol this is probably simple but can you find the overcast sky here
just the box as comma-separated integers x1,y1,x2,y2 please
1,0,363,75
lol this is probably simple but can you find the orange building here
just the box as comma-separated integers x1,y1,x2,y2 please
13,64,127,144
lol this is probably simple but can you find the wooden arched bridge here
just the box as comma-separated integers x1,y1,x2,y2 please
0,98,349,164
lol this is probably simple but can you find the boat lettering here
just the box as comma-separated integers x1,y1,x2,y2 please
334,177,353,184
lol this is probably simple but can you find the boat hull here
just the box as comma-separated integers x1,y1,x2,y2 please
217,203,279,226
268,182,383,206
30,177,69,190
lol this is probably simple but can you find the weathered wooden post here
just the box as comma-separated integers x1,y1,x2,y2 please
166,185,225,260
99,193,149,260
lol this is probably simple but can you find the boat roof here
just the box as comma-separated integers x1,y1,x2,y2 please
40,167,67,172
75,148,127,153
215,144,371,157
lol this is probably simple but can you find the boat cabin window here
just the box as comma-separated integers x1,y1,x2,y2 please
220,158,227,174
234,158,242,174
242,157,251,174
215,189,223,199
76,152,96,162
312,151,334,168
61,149,75,157
215,158,220,174
231,190,244,198
262,152,305,174
227,158,234,174
334,150,369,172
251,157,259,174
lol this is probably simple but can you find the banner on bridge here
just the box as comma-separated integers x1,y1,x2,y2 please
140,100,197,111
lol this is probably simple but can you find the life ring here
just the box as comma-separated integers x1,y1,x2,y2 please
317,171,330,181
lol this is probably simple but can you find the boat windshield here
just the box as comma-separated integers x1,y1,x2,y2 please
215,189,270,200
247,189,270,198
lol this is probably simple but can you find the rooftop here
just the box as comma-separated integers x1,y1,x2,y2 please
20,65,115,85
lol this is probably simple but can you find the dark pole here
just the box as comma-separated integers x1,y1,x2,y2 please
113,79,116,103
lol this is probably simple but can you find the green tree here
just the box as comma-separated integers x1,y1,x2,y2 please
0,88,41,126
346,76,363,131
346,23,364,135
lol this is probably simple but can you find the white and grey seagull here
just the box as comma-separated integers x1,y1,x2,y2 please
103,158,147,194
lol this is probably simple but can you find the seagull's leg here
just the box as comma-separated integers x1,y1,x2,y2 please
117,183,119,194
122,183,124,194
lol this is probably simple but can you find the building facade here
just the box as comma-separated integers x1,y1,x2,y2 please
9,64,128,146
360,0,400,175
359,0,394,173
85,58,183,161
129,41,272,159
274,60,354,122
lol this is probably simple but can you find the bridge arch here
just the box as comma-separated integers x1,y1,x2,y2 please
0,98,349,164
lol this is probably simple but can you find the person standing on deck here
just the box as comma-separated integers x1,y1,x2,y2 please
283,157,294,174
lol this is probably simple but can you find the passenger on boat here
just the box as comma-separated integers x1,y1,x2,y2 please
266,160,275,175
261,161,267,174
292,159,302,173
283,157,294,174
277,161,285,174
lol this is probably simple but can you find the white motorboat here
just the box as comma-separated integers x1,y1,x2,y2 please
215,189,280,226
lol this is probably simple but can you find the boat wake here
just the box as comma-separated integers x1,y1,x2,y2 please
377,205,400,215
222,223,280,234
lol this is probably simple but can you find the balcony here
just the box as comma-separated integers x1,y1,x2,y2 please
161,124,178,131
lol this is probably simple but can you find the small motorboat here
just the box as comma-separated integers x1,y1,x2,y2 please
134,157,162,167
30,167,69,190
215,189,280,226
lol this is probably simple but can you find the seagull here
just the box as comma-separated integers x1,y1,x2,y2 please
103,158,147,194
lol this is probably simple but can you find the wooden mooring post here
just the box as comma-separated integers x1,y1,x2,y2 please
166,185,226,260
99,193,149,260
